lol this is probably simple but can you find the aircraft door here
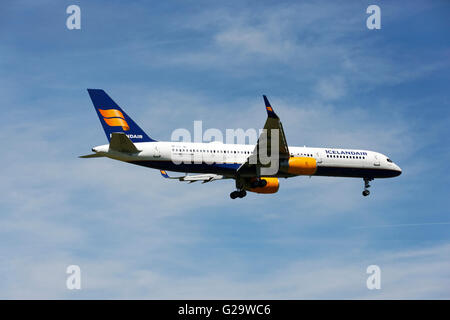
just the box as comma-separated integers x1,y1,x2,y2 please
153,144,161,158
315,151,322,164
373,154,380,166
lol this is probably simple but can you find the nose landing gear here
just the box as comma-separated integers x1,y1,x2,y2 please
362,178,373,196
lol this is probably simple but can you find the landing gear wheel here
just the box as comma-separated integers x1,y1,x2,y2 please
362,178,373,197
258,179,267,188
251,179,267,188
230,190,246,199
230,191,239,199
238,190,247,198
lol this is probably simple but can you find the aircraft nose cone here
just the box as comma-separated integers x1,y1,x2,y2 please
395,165,402,176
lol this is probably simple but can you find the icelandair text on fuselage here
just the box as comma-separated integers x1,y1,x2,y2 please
325,149,368,156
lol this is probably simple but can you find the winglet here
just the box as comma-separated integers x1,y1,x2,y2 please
263,95,278,118
160,170,170,178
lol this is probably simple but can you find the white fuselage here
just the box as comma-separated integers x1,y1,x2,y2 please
93,141,402,179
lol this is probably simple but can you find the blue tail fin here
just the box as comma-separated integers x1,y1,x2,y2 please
87,89,156,143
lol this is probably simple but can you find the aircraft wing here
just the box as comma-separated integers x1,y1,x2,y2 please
160,170,225,184
237,95,290,176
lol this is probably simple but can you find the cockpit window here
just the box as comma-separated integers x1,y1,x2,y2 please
387,158,393,163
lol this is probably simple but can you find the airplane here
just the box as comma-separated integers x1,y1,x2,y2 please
81,89,402,199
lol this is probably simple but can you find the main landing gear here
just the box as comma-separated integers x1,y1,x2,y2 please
230,190,247,199
230,177,267,199
362,178,373,197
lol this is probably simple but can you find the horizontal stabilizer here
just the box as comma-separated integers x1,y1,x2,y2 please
109,132,140,153
79,153,105,158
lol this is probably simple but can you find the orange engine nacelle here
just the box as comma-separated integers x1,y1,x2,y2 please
285,157,317,175
247,177,279,194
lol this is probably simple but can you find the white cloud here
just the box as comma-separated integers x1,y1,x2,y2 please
314,76,347,101
3,242,449,299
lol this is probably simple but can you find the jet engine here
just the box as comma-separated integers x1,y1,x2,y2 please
247,177,279,194
281,157,317,175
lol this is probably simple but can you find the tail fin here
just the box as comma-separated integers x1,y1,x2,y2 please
87,89,156,143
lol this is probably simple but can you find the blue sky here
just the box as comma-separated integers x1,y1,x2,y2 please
1,0,449,298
